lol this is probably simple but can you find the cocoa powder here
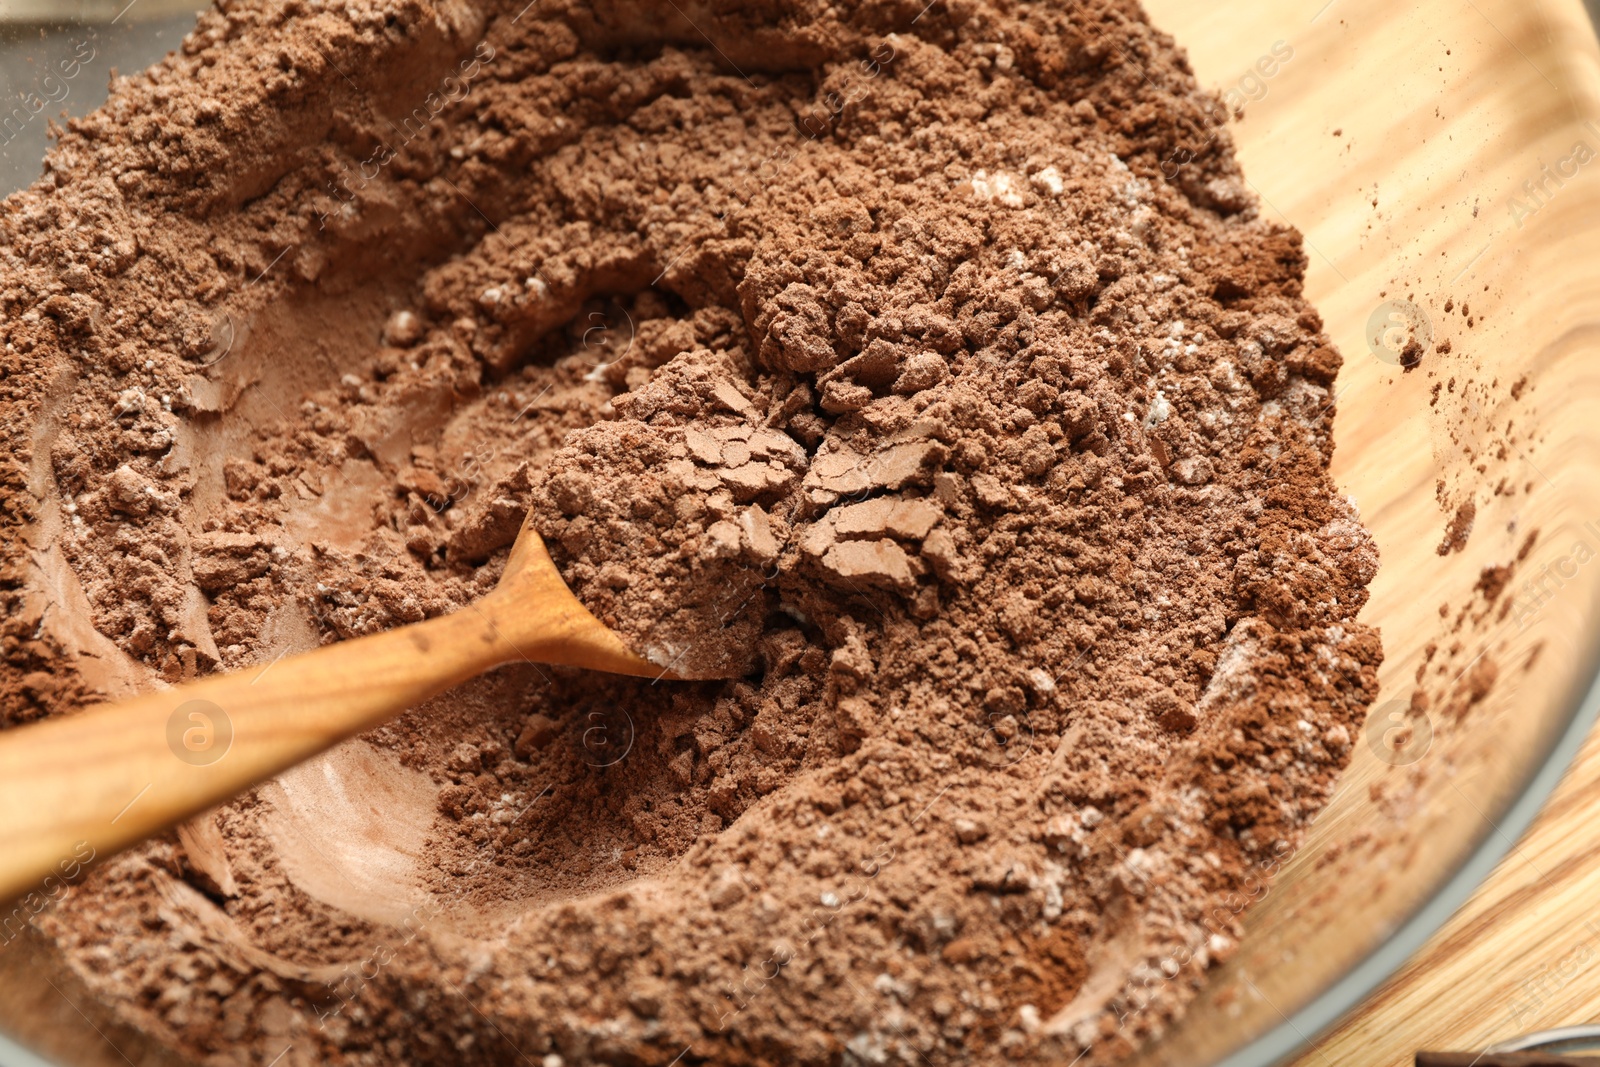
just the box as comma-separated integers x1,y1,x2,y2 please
0,2,1380,1066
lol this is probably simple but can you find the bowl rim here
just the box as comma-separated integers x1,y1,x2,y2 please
1215,656,1600,1067
0,1028,52,1066
1212,3,1600,1056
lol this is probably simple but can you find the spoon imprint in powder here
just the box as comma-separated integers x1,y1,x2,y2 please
0,513,737,904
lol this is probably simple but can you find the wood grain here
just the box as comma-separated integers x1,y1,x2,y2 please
1132,0,1600,1063
1289,730,1600,1063
1416,1057,1600,1067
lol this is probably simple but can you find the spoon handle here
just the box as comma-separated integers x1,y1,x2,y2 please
0,603,513,905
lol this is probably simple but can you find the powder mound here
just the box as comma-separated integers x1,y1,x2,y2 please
532,350,791,678
0,1,1382,1065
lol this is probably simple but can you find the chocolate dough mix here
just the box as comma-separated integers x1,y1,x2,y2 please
0,0,1381,1064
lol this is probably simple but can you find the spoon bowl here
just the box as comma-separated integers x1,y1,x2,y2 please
0,513,725,905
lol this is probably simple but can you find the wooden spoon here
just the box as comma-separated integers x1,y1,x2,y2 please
0,514,721,904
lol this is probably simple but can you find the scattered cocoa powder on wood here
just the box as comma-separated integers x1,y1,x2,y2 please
1438,499,1477,555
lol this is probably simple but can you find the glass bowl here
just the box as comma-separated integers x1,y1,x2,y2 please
3,1,1600,1065
1130,0,1600,1062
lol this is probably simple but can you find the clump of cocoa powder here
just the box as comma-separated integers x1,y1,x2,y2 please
0,2,1380,1066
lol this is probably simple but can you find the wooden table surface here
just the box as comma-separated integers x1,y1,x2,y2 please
1137,0,1600,1063
1297,731,1600,1063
